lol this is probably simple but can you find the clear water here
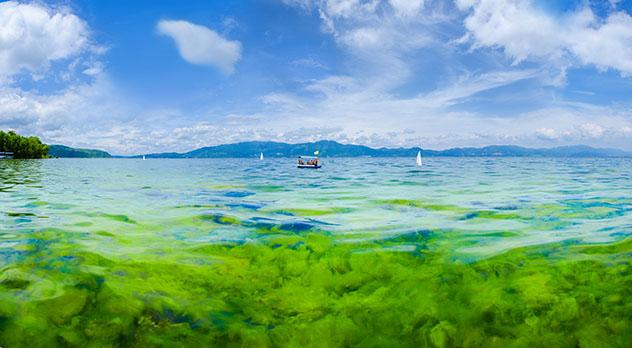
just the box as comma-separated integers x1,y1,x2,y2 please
1,158,631,346
3,158,631,258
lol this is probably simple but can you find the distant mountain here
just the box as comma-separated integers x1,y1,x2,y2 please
48,145,112,158
423,145,631,158
124,141,631,158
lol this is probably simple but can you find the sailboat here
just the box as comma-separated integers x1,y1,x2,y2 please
416,151,422,166
142,155,146,161
259,152,264,160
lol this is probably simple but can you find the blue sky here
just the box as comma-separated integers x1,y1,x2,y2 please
1,0,632,154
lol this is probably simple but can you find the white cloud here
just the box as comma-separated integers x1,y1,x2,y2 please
291,57,327,69
577,123,605,138
535,127,563,140
157,19,241,74
283,0,437,80
0,1,90,78
108,97,631,154
4,0,632,155
0,1,115,147
0,76,129,132
339,26,385,48
388,0,424,18
421,69,537,108
458,0,632,75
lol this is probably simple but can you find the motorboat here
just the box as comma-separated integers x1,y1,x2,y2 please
297,155,321,169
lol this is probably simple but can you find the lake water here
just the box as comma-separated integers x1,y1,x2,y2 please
1,158,631,346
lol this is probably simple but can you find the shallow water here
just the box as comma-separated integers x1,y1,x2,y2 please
1,158,631,346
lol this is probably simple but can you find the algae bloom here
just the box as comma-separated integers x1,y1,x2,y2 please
1,158,631,347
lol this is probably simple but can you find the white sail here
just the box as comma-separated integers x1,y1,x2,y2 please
416,151,422,166
142,155,146,161
259,152,264,160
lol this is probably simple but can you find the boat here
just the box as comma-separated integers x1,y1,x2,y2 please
416,151,422,166
297,155,321,169
260,152,264,160
142,155,146,161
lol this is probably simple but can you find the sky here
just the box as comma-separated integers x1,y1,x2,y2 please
1,0,632,154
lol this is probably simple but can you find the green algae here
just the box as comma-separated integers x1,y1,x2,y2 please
6,211,37,217
94,231,116,237
1,229,630,347
210,184,247,190
83,212,137,224
462,210,525,220
248,184,286,192
376,199,470,215
269,207,354,216
2,158,632,346
530,200,629,220
197,213,241,226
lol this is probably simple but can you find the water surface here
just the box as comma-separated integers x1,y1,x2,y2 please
1,158,631,346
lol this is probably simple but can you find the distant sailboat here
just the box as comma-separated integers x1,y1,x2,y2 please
416,151,422,166
259,152,264,160
142,155,146,161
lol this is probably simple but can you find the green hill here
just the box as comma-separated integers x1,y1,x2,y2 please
131,141,631,158
48,145,111,158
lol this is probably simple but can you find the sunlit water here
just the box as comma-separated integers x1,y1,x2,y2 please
2,158,631,260
1,157,631,346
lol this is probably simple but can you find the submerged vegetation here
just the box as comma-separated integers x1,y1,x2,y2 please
0,227,630,347
0,130,48,159
1,156,631,346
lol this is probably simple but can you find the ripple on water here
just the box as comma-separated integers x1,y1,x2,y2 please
0,158,631,345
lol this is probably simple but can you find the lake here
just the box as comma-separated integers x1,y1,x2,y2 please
1,158,631,346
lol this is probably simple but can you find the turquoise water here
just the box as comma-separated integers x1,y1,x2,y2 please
1,158,631,346
3,158,631,258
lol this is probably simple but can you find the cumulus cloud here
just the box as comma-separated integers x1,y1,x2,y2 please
388,0,424,18
260,0,632,152
0,1,114,148
282,0,442,93
103,95,631,154
0,76,129,133
457,0,632,75
157,19,241,74
4,0,632,154
0,1,90,78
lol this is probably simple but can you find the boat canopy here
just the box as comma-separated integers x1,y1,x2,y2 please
297,155,318,159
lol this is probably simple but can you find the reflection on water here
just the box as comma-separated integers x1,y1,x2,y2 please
0,157,631,346
0,159,43,192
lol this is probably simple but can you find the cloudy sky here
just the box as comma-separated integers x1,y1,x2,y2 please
1,0,632,154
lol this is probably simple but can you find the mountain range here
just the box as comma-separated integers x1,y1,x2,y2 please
49,141,631,158
125,141,630,158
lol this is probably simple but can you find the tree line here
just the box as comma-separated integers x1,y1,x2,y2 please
0,131,49,159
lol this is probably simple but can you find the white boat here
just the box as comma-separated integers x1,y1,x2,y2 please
142,155,146,161
259,152,264,160
297,155,321,169
416,151,422,166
